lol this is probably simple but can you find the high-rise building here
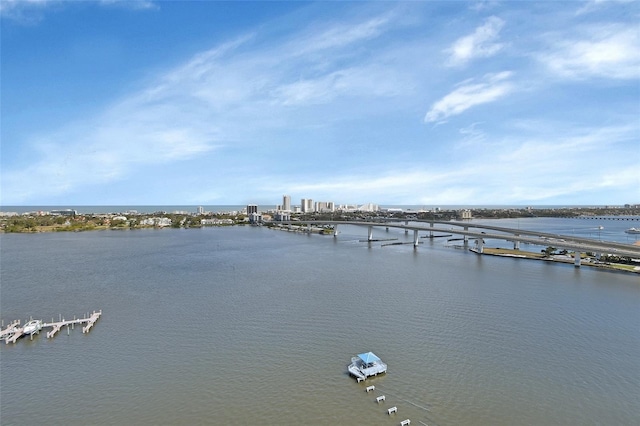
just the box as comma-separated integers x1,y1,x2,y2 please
246,204,258,215
315,201,335,212
301,198,314,213
282,195,291,212
197,206,204,215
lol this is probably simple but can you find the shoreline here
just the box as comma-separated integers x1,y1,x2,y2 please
2,221,638,274
472,247,640,274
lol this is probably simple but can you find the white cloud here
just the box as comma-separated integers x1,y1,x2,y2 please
458,122,486,145
289,14,392,56
1,115,218,203
271,64,402,106
0,0,50,24
1,0,156,23
3,3,637,205
424,71,514,123
470,1,500,12
446,16,505,67
472,125,639,202
576,0,635,15
1,9,407,204
538,24,640,80
99,0,157,11
279,123,639,205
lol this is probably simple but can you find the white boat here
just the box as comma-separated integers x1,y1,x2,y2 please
348,351,387,380
22,319,42,336
624,227,640,234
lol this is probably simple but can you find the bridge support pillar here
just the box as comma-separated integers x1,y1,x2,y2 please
463,226,469,243
368,226,373,241
333,224,339,237
413,230,419,247
429,222,434,238
514,236,520,250
405,220,409,235
307,224,311,234
574,252,581,267
476,238,484,253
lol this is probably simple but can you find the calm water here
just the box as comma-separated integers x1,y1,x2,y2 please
1,220,639,425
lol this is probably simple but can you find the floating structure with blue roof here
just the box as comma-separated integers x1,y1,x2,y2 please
348,351,387,381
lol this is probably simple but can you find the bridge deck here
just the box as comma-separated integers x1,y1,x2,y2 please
278,220,640,258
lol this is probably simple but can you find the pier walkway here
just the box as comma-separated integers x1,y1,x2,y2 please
1,310,102,344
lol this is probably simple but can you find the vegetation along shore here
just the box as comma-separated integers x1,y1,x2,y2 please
1,206,638,274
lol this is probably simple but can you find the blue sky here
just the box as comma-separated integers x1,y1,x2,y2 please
1,0,638,207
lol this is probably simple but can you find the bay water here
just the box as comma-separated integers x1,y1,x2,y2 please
1,219,639,425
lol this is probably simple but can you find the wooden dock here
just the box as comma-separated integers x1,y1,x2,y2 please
0,320,22,344
2,310,102,344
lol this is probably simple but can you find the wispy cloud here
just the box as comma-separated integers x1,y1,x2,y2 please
458,122,486,145
288,13,393,56
99,0,157,11
2,2,637,205
1,9,406,204
2,111,218,203
538,24,640,80
575,0,635,15
424,71,514,123
446,16,505,67
478,125,639,202
1,0,156,23
278,123,639,205
0,0,51,24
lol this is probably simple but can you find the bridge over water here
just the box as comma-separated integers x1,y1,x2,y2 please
278,220,640,267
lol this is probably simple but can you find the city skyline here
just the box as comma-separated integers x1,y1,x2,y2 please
1,1,638,206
